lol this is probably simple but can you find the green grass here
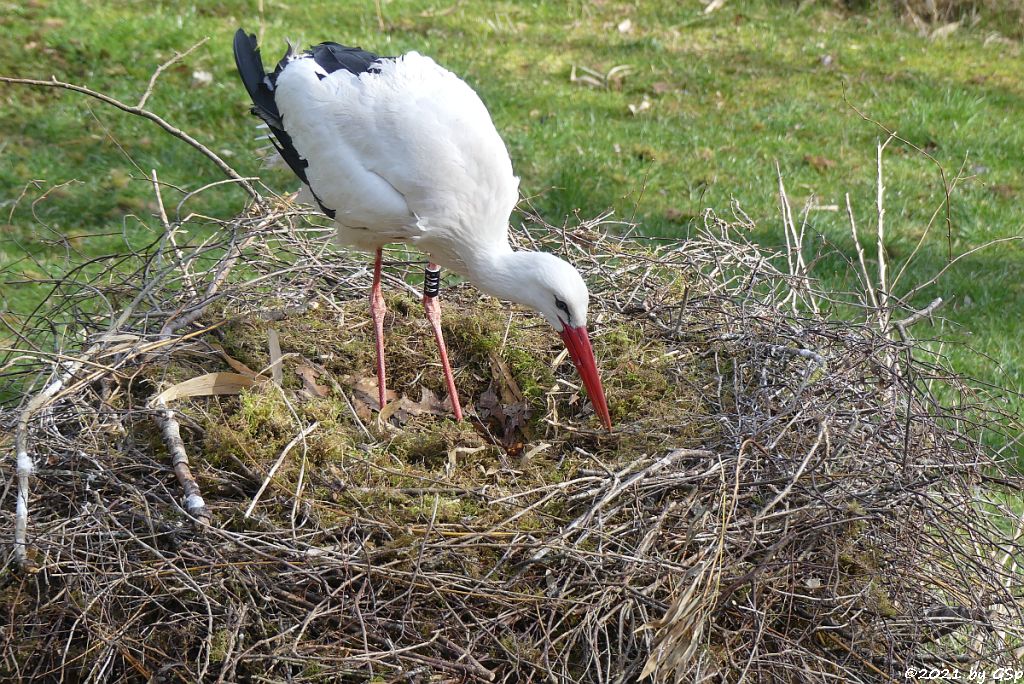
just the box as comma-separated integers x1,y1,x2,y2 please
1,0,1022,419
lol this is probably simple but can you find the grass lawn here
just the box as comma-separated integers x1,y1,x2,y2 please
1,1,1022,422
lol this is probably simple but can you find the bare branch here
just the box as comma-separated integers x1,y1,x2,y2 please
0,75,259,200
154,400,212,525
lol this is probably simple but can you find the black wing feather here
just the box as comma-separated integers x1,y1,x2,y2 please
308,42,383,76
232,28,336,218
232,29,280,128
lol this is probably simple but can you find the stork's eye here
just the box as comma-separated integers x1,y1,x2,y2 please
554,297,570,320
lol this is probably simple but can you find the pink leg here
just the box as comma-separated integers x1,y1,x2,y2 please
370,248,388,411
423,264,463,422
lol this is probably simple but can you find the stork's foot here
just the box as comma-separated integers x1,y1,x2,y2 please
423,264,463,422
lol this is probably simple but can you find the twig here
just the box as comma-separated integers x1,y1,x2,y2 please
846,192,879,311
876,135,895,314
901,236,1024,302
755,422,826,518
244,421,319,518
532,449,713,561
138,38,209,109
844,86,954,261
12,364,77,567
887,297,944,335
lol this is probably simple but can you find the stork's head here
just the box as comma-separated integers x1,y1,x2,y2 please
514,252,590,332
486,252,612,430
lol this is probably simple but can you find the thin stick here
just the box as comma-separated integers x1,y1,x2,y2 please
244,422,319,518
846,192,879,311
532,449,713,561
843,84,954,261
152,169,197,300
13,366,75,567
755,422,826,518
887,296,944,334
876,135,895,314
901,235,1023,301
138,38,209,109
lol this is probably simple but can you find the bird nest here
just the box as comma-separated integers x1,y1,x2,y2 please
1,189,1022,683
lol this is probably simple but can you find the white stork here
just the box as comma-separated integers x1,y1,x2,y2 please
233,29,612,430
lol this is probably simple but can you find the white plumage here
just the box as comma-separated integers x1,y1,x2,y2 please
233,30,611,429
276,53,519,270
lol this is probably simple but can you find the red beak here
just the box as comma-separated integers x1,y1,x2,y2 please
559,325,613,430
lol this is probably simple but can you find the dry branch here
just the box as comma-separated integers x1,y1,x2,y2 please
153,400,212,525
0,75,259,201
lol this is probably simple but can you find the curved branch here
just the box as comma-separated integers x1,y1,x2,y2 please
0,75,260,201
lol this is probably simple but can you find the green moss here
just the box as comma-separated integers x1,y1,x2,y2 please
208,628,232,663
238,386,292,437
149,285,714,558
869,581,899,618
389,419,485,467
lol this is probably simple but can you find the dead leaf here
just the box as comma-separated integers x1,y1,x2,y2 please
570,65,604,89
477,384,532,446
628,95,652,116
347,374,398,421
154,372,260,404
651,81,674,94
296,362,329,398
519,442,552,466
489,351,524,404
378,398,403,423
989,184,1017,200
392,387,449,423
502,401,531,441
665,208,698,222
505,440,526,460
478,387,501,422
191,69,214,87
930,21,960,40
570,63,632,90
267,328,284,386
209,343,264,380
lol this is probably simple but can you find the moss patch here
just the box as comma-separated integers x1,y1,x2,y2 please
154,289,711,540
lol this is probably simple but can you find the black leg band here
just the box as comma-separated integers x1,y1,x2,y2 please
424,266,441,298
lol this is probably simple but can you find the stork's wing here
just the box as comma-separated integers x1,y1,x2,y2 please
234,30,337,217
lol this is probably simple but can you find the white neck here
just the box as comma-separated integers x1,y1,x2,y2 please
450,235,588,332
465,244,533,306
